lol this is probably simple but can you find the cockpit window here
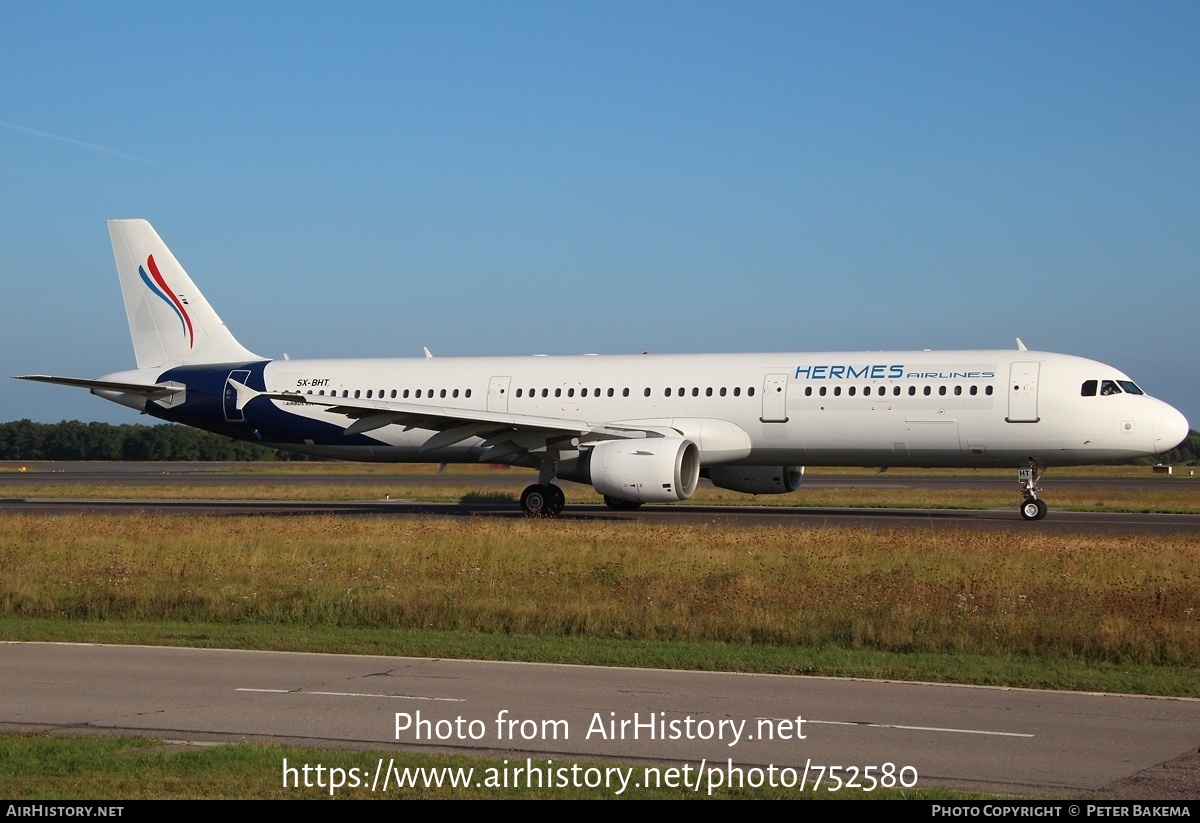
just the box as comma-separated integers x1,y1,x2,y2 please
1117,381,1144,395
1100,380,1122,396
1081,380,1097,397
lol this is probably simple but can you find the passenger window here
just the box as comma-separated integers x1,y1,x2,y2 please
555,388,562,398
954,386,962,396
893,386,901,396
938,386,946,396
706,387,713,397
515,389,522,398
644,388,651,397
733,387,741,397
819,386,827,397
440,389,447,398
748,387,755,396
622,388,629,397
848,386,856,396
969,386,977,396
805,387,812,397
354,390,361,398
834,386,842,396
908,386,916,396
665,387,672,397
692,387,699,397
568,388,575,398
465,389,472,398
985,386,993,396
608,388,615,397
863,386,871,396
403,389,410,398
720,387,727,397
541,389,548,398
923,386,931,396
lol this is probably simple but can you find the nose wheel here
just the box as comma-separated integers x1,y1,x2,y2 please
1018,463,1048,521
1020,498,1048,521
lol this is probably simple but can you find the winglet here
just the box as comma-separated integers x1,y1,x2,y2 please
1015,337,1028,351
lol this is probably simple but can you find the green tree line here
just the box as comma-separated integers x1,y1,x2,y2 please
0,420,311,461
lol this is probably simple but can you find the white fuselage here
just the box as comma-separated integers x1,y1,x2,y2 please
200,347,1186,468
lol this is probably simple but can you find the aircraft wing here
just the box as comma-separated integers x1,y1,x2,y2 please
248,386,669,460
15,375,185,399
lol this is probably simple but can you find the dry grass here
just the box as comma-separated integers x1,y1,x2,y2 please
2,514,1196,668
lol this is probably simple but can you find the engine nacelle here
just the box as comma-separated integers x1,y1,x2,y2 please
707,465,804,495
589,437,701,503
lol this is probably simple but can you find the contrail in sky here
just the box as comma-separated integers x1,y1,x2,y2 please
0,119,163,166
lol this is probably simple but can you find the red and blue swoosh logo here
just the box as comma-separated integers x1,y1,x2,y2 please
139,254,194,348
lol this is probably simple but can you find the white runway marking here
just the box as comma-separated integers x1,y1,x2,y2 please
806,718,1033,737
236,688,464,702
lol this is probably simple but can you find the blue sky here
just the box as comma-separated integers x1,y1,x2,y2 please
2,1,1197,429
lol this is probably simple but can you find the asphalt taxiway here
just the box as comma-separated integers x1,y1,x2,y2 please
1,461,1197,533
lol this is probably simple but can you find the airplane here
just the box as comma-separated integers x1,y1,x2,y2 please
18,220,1191,521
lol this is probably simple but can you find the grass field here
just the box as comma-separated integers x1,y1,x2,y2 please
3,513,1196,695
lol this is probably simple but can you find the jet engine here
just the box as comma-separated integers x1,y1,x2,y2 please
588,437,701,503
706,465,804,495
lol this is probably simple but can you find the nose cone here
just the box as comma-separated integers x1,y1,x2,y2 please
1153,402,1190,454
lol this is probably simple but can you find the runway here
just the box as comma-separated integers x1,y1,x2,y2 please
1,461,1198,533
4,642,1198,797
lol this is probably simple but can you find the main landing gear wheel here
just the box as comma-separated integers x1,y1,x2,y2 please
603,495,643,511
548,484,565,516
521,484,565,517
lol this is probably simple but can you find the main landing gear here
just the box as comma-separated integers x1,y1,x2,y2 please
520,483,565,517
520,459,567,518
603,495,643,511
1018,462,1048,521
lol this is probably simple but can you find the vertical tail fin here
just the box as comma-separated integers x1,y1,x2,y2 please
108,219,260,368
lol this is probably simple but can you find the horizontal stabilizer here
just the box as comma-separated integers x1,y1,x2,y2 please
15,375,184,398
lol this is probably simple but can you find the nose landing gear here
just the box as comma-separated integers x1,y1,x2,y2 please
1018,462,1048,521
